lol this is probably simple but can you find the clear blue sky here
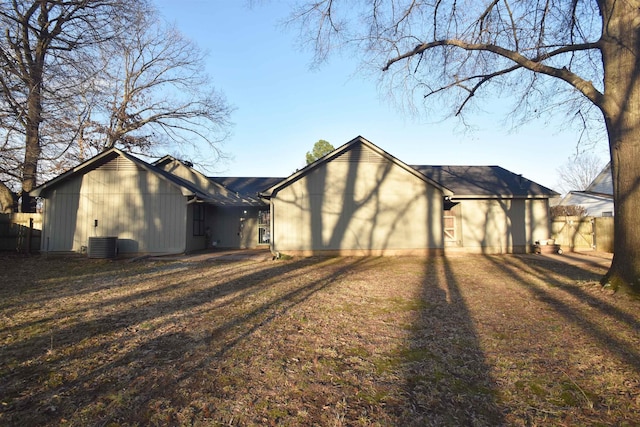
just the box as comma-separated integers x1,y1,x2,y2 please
154,0,608,191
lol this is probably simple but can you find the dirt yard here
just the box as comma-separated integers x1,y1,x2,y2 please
1,252,638,426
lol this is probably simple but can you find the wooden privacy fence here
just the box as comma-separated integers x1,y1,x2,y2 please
550,215,614,253
0,213,42,253
593,216,614,253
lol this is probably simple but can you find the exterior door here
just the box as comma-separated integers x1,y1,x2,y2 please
258,210,270,245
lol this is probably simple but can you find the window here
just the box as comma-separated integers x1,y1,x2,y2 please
193,204,205,236
602,211,613,217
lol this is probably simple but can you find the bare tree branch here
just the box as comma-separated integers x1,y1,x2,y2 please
288,0,640,289
76,7,232,162
383,39,603,106
0,0,138,210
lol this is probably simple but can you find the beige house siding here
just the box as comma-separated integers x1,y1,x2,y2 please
185,204,207,253
41,157,187,254
210,206,241,248
208,206,264,249
452,198,550,253
528,198,552,245
156,159,229,197
271,147,444,255
33,139,557,257
41,179,81,252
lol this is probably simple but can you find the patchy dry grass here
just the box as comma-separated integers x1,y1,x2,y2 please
1,253,639,426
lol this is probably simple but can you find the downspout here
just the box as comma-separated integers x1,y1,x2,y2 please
270,199,279,259
41,197,47,254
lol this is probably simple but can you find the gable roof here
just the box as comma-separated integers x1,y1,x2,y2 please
412,165,559,198
154,155,226,196
561,191,613,204
30,148,211,199
31,137,558,205
30,149,268,206
585,162,613,195
152,156,266,206
261,136,454,198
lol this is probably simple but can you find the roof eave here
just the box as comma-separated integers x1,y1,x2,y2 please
262,136,454,197
30,148,208,199
451,193,557,200
30,148,124,197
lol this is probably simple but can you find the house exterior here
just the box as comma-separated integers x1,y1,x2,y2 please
414,164,558,253
557,163,614,217
261,137,557,255
31,136,558,256
30,149,280,255
260,139,453,256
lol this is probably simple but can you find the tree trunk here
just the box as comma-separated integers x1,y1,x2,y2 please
21,119,41,213
599,0,640,292
0,181,16,213
21,97,42,213
20,24,46,214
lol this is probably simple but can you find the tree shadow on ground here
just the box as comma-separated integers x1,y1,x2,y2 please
5,254,637,425
487,254,640,371
0,256,374,426
393,256,505,425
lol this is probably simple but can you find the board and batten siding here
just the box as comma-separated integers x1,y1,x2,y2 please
528,199,552,245
207,206,263,249
156,159,226,196
271,146,444,255
41,156,187,254
454,198,551,253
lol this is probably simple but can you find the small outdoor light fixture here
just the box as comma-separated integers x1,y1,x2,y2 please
94,219,98,227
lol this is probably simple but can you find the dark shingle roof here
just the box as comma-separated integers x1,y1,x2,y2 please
210,177,285,196
411,165,558,198
30,143,558,204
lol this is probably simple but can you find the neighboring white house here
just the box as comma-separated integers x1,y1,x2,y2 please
558,163,614,217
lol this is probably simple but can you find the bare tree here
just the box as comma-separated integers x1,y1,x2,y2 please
556,153,606,194
77,6,232,163
0,1,231,209
0,0,136,212
289,0,640,292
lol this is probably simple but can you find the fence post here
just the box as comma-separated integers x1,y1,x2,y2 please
0,213,42,253
27,217,33,253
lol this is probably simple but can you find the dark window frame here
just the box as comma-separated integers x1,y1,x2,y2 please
193,204,205,236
